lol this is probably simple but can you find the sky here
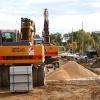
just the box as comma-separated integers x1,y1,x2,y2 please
0,0,100,34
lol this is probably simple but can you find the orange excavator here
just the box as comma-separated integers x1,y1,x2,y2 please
0,8,59,88
42,8,59,68
0,18,45,87
34,9,59,68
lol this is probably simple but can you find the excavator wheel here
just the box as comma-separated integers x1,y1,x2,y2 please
32,65,45,87
32,66,38,87
38,66,45,86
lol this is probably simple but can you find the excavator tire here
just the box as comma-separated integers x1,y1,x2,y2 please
32,65,45,87
32,66,38,87
38,66,45,86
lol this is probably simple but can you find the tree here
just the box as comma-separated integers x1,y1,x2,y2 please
91,32,100,49
34,34,40,38
50,33,63,46
65,29,95,53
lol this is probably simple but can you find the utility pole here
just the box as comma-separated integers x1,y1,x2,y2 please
82,21,84,31
82,21,84,55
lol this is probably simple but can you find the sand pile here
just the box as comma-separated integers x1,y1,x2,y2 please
46,61,97,80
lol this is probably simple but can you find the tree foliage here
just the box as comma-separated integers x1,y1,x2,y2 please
63,30,97,53
91,32,100,49
50,33,63,45
34,34,40,38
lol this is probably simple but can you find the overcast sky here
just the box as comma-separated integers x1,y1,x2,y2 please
0,0,100,34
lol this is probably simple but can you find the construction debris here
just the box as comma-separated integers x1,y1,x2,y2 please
91,57,100,68
89,57,100,74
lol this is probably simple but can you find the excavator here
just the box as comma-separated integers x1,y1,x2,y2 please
35,8,59,69
0,8,59,88
43,8,59,68
0,17,45,87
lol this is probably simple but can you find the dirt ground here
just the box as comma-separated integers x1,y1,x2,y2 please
0,59,100,100
0,79,100,100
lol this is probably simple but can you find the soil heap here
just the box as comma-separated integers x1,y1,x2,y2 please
46,61,97,80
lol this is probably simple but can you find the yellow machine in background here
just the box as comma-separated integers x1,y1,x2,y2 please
34,8,59,68
58,46,66,54
44,45,58,57
42,8,59,68
68,42,77,49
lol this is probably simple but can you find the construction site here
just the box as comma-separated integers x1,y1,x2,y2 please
0,8,100,100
